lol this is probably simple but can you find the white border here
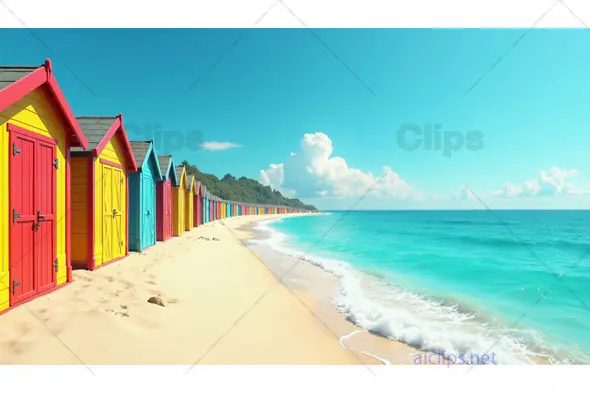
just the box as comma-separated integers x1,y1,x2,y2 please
1,365,589,392
0,0,589,28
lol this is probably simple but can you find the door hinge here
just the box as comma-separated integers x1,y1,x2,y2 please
120,177,124,184
52,158,59,169
12,280,21,295
12,143,20,155
12,208,20,222
52,259,59,272
120,240,123,247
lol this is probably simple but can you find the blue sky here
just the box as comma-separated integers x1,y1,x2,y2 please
3,29,590,210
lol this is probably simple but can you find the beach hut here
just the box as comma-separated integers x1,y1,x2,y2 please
155,155,178,242
0,60,89,312
203,188,209,223
209,194,214,221
210,196,215,221
70,114,138,271
185,175,196,230
173,165,187,237
128,141,163,252
211,195,214,221
194,181,202,227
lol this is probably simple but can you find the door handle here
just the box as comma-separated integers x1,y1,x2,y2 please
37,209,45,220
113,209,118,216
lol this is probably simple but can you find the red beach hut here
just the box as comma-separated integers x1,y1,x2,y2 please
156,155,178,242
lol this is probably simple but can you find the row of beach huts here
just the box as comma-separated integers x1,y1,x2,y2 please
0,60,311,315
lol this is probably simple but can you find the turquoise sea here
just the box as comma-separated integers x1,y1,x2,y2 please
254,210,590,365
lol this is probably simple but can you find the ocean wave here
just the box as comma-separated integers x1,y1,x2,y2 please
250,221,559,365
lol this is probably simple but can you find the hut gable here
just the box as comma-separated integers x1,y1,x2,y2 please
0,60,88,149
130,140,163,181
175,165,187,188
157,155,179,186
73,114,138,172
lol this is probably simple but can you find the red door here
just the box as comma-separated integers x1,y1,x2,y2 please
193,194,201,227
9,128,57,306
164,180,172,239
156,179,173,241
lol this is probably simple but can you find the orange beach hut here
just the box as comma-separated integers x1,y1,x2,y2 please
0,60,89,313
173,165,187,237
70,114,138,271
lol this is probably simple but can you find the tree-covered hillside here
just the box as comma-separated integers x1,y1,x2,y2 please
181,161,317,211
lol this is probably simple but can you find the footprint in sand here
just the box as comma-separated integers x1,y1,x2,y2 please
167,298,179,304
8,340,25,355
106,276,115,283
145,280,157,286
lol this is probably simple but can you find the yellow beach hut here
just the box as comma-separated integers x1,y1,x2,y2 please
173,165,187,237
0,60,89,313
185,175,196,231
70,114,138,271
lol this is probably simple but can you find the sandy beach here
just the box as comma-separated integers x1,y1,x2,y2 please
0,214,387,366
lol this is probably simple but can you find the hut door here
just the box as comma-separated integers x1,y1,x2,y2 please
112,168,125,259
102,165,113,264
103,164,125,262
9,129,57,306
141,174,154,248
163,180,172,239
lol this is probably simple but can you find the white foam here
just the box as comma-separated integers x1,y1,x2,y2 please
251,221,555,365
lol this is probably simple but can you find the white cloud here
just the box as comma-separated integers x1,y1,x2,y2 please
200,141,242,151
493,167,585,198
259,132,419,200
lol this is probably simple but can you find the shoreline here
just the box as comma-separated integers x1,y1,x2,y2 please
240,216,427,366
243,215,553,366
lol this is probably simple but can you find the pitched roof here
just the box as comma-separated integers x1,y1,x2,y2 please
175,165,187,187
0,66,38,91
74,116,118,152
72,114,137,172
159,155,171,177
0,60,88,149
129,140,162,180
188,175,196,192
157,155,178,186
129,141,150,166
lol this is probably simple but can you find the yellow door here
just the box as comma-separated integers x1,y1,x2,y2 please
102,166,113,266
112,167,125,259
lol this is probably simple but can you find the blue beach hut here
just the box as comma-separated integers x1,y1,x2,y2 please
128,141,163,251
203,188,209,223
